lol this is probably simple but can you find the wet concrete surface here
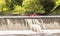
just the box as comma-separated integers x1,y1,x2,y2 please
1,33,60,36
0,18,60,30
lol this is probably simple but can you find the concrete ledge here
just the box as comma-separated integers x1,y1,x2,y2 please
0,30,60,35
0,16,60,19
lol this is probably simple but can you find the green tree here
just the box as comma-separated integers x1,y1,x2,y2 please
22,0,45,15
12,0,23,6
12,5,26,15
12,0,25,15
51,0,60,12
0,0,6,15
40,0,55,15
47,0,60,15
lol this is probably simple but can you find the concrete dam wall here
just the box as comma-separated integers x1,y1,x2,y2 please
0,16,60,31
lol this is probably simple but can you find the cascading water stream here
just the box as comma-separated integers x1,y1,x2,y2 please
0,18,7,30
0,17,60,30
25,19,42,32
0,16,60,36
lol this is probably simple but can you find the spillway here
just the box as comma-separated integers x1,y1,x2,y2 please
0,16,60,31
0,16,60,36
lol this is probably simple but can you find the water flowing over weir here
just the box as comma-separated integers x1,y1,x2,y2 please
0,16,60,31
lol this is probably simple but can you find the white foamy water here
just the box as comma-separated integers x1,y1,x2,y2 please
0,30,60,35
0,30,35,35
25,19,41,32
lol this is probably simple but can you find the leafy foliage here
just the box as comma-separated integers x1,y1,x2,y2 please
22,0,45,14
0,0,60,15
12,5,26,14
51,0,60,12
0,0,6,12
12,0,23,6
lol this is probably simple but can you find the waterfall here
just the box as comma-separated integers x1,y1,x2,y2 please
0,17,60,30
0,18,7,30
25,19,41,32
40,19,46,30
6,19,11,30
